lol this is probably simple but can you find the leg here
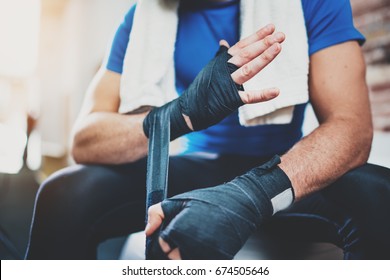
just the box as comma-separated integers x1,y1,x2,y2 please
263,192,364,259
322,163,390,259
261,163,390,259
26,154,264,259
25,159,148,260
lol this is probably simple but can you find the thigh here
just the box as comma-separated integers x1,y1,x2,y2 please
264,193,354,241
27,154,254,259
62,154,267,241
92,154,269,243
322,163,390,258
167,154,266,196
261,163,390,259
26,159,148,259
261,193,365,259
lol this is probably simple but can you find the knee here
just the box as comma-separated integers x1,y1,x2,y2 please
34,163,144,219
351,163,390,187
336,218,366,259
326,164,390,205
34,164,115,219
349,164,390,206
325,164,390,251
34,165,86,217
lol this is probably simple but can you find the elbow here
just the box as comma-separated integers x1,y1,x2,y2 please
355,122,373,167
70,131,87,164
71,145,82,164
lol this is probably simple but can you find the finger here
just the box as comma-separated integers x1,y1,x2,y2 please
219,39,230,49
158,238,182,260
228,32,285,67
228,24,275,56
167,248,182,260
231,43,282,85
145,203,165,236
159,237,171,254
238,88,280,104
161,199,186,218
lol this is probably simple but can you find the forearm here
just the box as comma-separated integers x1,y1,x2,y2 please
279,117,373,200
71,111,148,164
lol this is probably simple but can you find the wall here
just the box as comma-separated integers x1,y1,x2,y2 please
38,0,134,157
36,0,390,168
351,0,390,131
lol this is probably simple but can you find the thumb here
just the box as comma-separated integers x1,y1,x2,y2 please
219,39,230,48
145,203,164,236
145,199,186,236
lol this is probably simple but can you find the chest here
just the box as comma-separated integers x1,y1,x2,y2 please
174,4,240,90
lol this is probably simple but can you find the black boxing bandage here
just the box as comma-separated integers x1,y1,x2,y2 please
143,46,243,140
154,156,294,259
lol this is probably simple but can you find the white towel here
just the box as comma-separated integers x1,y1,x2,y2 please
119,0,309,126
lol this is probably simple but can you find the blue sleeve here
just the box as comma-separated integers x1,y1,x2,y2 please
106,5,136,74
302,0,365,55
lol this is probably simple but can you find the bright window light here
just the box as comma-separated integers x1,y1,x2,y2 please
0,123,27,174
0,0,41,78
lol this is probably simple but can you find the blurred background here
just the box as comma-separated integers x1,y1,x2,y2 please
0,0,389,260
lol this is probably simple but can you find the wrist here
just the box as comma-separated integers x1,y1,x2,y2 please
266,165,295,214
278,156,301,201
143,99,192,141
243,155,294,215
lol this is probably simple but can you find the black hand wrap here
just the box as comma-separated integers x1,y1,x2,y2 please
152,156,294,260
143,46,244,140
144,103,171,260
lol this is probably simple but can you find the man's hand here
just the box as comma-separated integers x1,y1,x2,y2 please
145,156,294,260
143,24,285,139
226,24,285,97
145,203,178,258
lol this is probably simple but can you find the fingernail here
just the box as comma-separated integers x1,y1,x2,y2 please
275,32,284,41
265,24,274,31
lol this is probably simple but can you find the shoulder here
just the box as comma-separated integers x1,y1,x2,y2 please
105,4,137,74
121,4,137,32
301,0,351,25
301,0,365,55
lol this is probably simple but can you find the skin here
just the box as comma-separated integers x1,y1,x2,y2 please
71,24,283,163
145,40,372,259
72,22,372,259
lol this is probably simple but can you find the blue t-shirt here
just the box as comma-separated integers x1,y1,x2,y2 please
106,0,365,157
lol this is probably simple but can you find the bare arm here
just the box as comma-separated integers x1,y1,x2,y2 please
147,41,373,260
71,69,149,164
72,25,285,165
279,41,373,199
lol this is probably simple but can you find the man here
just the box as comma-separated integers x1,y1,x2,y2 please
26,0,390,259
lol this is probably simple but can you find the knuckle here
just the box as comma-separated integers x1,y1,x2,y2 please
147,205,156,215
256,29,264,39
263,36,272,47
261,51,273,62
259,91,267,100
236,40,246,49
241,91,251,103
241,64,252,77
239,49,251,59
